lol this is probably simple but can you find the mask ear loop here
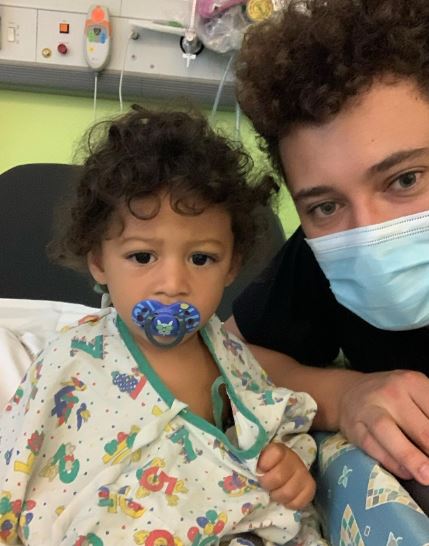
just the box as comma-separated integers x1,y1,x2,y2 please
144,316,187,349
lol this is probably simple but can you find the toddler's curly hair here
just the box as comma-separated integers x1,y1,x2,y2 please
50,105,278,271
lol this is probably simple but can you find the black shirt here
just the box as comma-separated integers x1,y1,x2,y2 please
233,227,429,373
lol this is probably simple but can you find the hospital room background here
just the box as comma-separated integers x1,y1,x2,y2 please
3,3,429,545
0,0,299,238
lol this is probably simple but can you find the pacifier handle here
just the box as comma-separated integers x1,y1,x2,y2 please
131,299,200,350
143,316,187,349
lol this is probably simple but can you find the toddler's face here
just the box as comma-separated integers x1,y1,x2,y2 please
88,194,238,349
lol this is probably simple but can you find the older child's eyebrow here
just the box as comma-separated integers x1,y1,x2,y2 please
292,148,429,203
292,185,336,204
367,147,429,176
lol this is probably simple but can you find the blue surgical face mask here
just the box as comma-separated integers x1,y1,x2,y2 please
306,210,429,331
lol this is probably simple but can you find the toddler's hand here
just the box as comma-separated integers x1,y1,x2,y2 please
257,442,316,510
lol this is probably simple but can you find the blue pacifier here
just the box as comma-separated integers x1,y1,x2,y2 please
131,299,201,349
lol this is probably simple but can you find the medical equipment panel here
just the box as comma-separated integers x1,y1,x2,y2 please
0,0,240,105
0,5,36,61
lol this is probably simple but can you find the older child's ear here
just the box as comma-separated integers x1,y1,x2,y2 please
87,249,107,284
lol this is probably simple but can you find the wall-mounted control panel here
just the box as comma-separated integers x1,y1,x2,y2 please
0,0,235,105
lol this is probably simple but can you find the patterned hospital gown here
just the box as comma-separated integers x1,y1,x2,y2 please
0,309,326,546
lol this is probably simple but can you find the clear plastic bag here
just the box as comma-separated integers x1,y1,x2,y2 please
196,5,250,53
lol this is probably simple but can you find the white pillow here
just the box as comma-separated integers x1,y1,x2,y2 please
0,298,99,408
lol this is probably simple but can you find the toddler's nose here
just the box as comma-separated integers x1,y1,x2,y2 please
156,259,190,298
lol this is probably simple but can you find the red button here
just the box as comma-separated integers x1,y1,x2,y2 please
92,6,105,22
57,43,68,55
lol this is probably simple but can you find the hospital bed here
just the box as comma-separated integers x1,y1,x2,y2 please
1,163,428,545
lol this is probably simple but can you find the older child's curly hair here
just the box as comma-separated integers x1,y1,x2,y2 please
236,0,429,175
50,105,277,271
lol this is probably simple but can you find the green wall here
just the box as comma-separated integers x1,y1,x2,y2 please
0,89,299,236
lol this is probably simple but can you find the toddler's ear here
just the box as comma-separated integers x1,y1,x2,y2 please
225,255,242,287
87,249,107,285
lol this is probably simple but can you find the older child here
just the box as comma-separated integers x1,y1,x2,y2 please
0,107,325,546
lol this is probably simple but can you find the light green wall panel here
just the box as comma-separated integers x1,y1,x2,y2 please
0,90,127,170
0,89,299,236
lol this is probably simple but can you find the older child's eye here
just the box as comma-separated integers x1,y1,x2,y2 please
128,252,154,264
314,201,338,216
191,253,214,266
390,171,420,191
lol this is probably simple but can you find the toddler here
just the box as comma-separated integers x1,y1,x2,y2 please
0,106,326,546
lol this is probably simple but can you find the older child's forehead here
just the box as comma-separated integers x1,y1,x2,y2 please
282,80,429,184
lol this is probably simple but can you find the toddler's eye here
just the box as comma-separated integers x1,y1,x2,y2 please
129,252,154,264
191,253,213,266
